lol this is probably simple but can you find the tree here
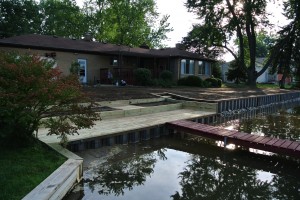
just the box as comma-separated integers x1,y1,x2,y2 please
268,0,300,88
85,0,172,48
226,58,248,84
39,0,88,38
0,0,42,38
184,0,275,86
212,64,222,79
255,32,276,57
0,52,99,148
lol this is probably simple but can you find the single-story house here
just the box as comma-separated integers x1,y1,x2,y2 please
255,57,291,84
220,57,291,84
0,34,215,85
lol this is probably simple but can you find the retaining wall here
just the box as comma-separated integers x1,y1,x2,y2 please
217,92,300,113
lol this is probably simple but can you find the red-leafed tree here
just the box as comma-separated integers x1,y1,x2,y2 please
0,52,100,148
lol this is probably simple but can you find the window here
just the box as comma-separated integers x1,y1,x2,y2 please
181,59,195,74
198,61,205,74
110,57,118,66
198,61,211,75
78,59,87,83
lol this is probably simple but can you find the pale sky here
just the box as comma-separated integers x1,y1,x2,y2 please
76,0,288,61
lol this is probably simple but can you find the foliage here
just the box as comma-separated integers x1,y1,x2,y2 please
0,0,172,48
268,0,300,88
184,0,276,86
159,70,173,81
0,0,42,38
226,59,248,84
81,0,173,48
255,32,276,57
177,76,203,87
69,61,80,75
0,52,99,147
134,68,152,86
0,141,66,200
39,0,88,38
152,79,175,88
204,77,222,88
211,64,222,79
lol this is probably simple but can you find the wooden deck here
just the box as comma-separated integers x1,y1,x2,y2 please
166,120,300,158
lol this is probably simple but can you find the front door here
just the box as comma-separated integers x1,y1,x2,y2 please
78,59,87,83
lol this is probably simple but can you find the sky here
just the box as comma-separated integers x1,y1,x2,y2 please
76,0,289,61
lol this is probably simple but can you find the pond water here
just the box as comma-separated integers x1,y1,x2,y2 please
64,107,300,200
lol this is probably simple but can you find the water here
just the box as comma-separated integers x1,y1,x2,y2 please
64,107,300,200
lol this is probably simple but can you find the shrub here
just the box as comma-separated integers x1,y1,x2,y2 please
134,68,152,86
0,52,99,147
159,70,173,81
177,75,203,87
153,79,174,88
204,77,222,87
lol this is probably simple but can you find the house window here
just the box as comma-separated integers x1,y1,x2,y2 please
40,56,57,68
198,61,211,75
78,59,87,83
181,59,195,74
198,61,205,74
110,57,118,66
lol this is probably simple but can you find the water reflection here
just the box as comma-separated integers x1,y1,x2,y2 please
64,138,300,200
171,155,271,200
223,108,300,141
85,149,167,196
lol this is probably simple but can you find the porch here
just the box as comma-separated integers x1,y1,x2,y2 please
99,67,164,85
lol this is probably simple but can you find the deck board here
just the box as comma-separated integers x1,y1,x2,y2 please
287,142,300,150
166,120,300,158
252,136,267,143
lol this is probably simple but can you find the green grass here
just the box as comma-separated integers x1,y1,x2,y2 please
256,83,280,89
0,141,66,200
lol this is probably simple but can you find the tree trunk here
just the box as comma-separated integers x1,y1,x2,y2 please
279,74,286,88
247,69,257,87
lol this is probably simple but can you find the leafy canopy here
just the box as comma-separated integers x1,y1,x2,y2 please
0,0,173,48
184,0,274,86
268,0,300,88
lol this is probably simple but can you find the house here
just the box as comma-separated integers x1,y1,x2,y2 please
220,62,230,83
220,57,290,84
0,34,214,85
255,57,276,83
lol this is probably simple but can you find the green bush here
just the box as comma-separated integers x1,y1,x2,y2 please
153,79,174,88
134,68,152,86
160,70,173,81
177,75,203,87
204,77,222,87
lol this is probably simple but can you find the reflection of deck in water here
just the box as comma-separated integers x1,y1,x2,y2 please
166,120,300,158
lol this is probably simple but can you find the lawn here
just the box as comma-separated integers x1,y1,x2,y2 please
0,141,66,200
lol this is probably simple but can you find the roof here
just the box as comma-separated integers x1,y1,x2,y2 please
0,34,215,62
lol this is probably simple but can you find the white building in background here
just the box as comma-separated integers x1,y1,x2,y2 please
220,57,279,83
255,57,277,83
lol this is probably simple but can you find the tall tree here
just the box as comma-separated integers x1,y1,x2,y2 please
184,0,274,86
39,0,88,38
268,0,300,88
85,0,172,48
0,0,42,38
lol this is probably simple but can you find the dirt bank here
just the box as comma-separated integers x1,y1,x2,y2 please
83,85,296,102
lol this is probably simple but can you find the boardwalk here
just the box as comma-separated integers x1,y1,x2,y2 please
38,109,215,144
166,120,300,158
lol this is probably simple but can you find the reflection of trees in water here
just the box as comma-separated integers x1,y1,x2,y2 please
171,155,271,200
272,174,300,199
238,109,300,140
85,149,167,196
